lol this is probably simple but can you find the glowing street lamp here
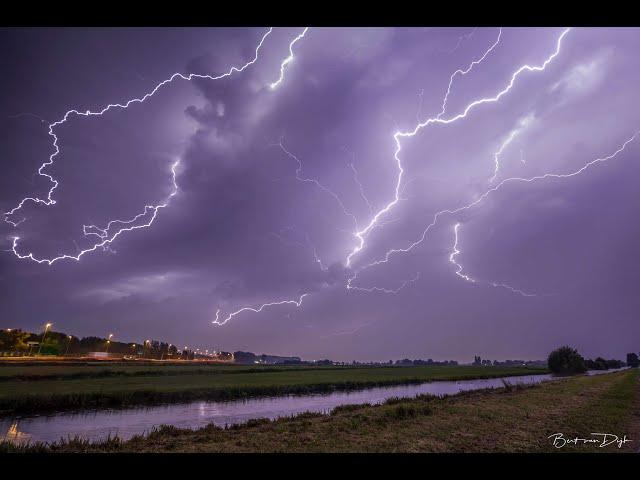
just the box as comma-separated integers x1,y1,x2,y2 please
105,334,114,353
65,335,73,356
37,323,52,356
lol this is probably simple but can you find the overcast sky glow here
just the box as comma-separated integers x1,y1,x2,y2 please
2,27,640,362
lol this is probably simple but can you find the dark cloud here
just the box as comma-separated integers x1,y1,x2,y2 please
2,27,640,361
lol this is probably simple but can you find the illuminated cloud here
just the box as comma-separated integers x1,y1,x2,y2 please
2,27,640,360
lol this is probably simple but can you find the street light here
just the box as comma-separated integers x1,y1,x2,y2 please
161,343,172,361
37,323,52,356
105,334,114,353
65,335,72,356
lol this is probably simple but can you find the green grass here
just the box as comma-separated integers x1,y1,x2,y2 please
4,369,636,453
0,363,348,381
0,364,547,415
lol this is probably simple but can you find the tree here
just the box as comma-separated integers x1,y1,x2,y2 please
627,353,639,368
0,329,31,353
548,346,587,375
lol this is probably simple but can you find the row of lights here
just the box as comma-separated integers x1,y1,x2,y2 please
6,324,226,360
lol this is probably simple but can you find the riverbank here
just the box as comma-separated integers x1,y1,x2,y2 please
4,369,637,453
0,364,546,415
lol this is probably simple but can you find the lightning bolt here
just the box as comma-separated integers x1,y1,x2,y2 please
5,27,312,265
346,28,571,273
307,233,329,273
213,294,308,326
214,139,361,326
360,130,640,290
489,113,533,183
489,282,538,297
347,272,421,294
216,27,624,325
438,27,502,119
269,27,309,89
9,27,632,329
274,138,360,231
448,223,476,283
4,28,273,226
346,152,374,217
9,159,180,265
345,27,516,269
270,227,328,272
448,223,538,296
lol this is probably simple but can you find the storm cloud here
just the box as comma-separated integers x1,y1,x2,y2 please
2,27,640,361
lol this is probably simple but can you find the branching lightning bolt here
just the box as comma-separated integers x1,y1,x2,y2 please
5,28,313,267
346,28,571,278
10,27,634,328
361,130,640,292
345,27,516,269
4,28,273,225
9,160,180,265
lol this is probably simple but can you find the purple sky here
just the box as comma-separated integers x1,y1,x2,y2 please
1,27,640,362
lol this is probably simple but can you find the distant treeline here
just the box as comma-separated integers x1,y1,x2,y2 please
584,357,625,370
547,346,635,375
472,356,546,367
231,351,463,366
393,359,458,366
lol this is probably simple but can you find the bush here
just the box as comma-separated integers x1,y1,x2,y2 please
547,346,587,375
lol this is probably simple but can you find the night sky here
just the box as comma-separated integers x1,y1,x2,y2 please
1,27,639,362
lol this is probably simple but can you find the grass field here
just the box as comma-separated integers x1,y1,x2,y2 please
3,369,637,453
0,364,547,415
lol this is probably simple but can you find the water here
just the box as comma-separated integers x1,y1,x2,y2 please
0,368,628,445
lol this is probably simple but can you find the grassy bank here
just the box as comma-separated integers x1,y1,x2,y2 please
3,369,637,453
0,364,546,415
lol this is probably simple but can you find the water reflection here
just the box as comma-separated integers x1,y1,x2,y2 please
0,368,629,445
2,422,32,445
